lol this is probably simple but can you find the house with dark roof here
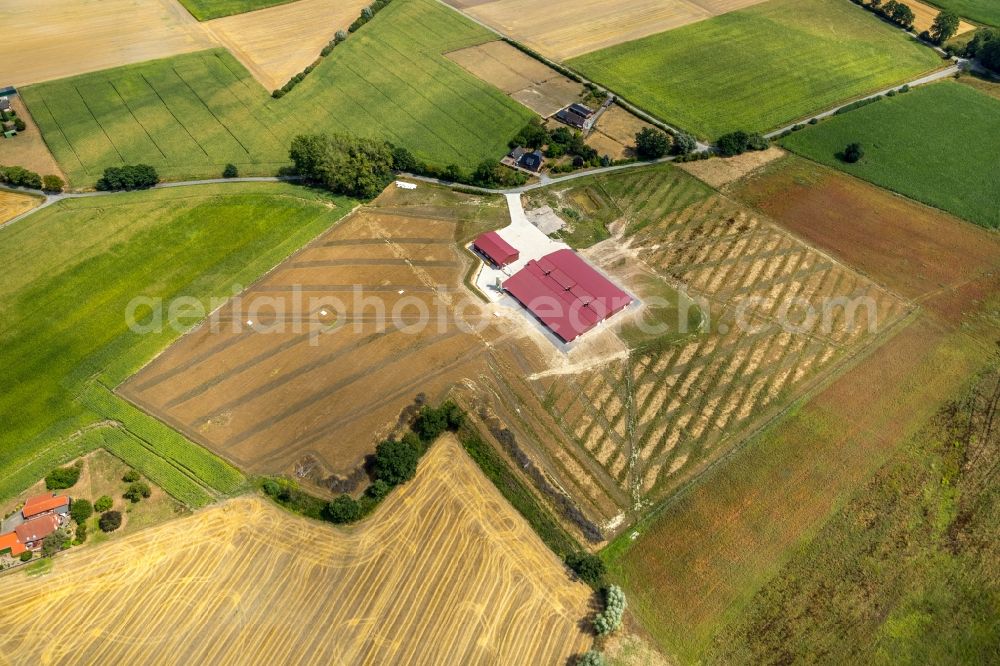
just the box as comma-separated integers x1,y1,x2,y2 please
555,108,588,130
0,97,10,113
569,103,594,118
518,149,544,173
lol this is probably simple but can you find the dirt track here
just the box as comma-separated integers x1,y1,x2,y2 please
0,436,593,664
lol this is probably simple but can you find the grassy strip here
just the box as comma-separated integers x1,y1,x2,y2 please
99,428,214,509
457,424,581,557
176,0,297,21
782,80,1000,228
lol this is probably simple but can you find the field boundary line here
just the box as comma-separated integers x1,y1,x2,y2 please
72,84,125,162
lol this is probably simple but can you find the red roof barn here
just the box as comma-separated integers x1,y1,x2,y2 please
22,493,70,519
503,249,631,342
474,231,519,267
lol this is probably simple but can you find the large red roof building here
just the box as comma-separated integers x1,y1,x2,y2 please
15,514,60,549
22,493,70,519
474,231,519,268
503,249,631,342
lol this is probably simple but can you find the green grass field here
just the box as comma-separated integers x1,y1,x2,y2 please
782,81,1000,229
21,0,533,185
925,0,1000,27
0,183,354,506
178,0,297,21
568,0,942,139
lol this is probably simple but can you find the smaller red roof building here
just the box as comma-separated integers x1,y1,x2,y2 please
15,514,60,548
22,493,70,519
0,531,25,557
474,231,519,268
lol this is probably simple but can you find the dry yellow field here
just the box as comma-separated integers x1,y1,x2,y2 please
870,0,976,35
585,105,656,160
0,190,42,226
202,0,371,91
444,0,770,60
678,147,786,189
447,41,585,116
1,0,216,87
0,436,593,664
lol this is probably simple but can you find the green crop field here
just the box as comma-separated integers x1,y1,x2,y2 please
21,0,533,185
178,0,297,21
925,0,1000,27
0,182,354,506
568,0,942,139
782,81,1000,229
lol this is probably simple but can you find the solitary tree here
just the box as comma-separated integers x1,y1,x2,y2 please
41,175,64,193
634,128,671,159
892,2,915,29
223,163,239,178
94,495,113,513
123,469,140,483
99,511,122,533
373,438,420,486
843,142,865,163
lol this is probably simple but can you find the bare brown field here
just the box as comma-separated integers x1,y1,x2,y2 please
0,98,65,181
586,105,656,160
203,0,371,91
121,187,510,491
2,0,216,87
443,0,771,60
0,190,42,226
731,155,1000,316
0,436,594,664
679,147,785,189
446,41,585,116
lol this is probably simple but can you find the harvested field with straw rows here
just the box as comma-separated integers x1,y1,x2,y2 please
480,164,910,534
0,436,594,664
443,0,771,61
0,190,42,226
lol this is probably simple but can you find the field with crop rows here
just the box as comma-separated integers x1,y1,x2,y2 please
782,81,1000,229
569,0,942,138
0,183,352,506
0,437,593,664
21,0,533,185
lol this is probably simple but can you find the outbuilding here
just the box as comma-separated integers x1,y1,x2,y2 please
474,231,519,268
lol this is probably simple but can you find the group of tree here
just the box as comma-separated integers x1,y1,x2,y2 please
323,401,465,524
349,0,394,33
928,10,961,44
715,130,769,157
95,164,159,191
965,28,1000,73
1,165,62,192
40,526,71,558
857,0,915,30
45,462,82,490
592,584,627,636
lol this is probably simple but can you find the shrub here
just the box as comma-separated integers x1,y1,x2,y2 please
223,163,238,178
325,495,362,523
373,437,420,486
122,469,140,483
747,133,769,151
843,142,865,163
565,551,606,586
99,511,122,533
19,551,32,562
578,650,605,666
45,463,81,490
635,127,671,159
886,89,897,97
716,130,751,157
670,131,697,156
75,522,88,544
69,498,93,524
272,89,286,99
95,164,158,191
593,585,626,635
94,495,113,513
41,174,64,192
261,479,281,497
124,481,152,503
335,30,348,42
900,84,910,93
808,118,819,125
13,117,26,132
